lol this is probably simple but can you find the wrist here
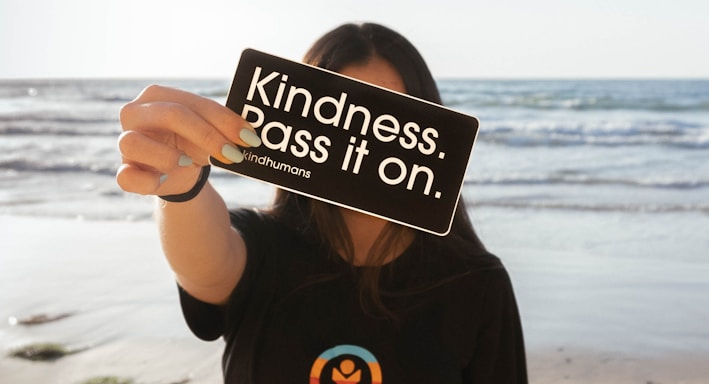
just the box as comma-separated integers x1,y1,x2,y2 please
159,165,211,203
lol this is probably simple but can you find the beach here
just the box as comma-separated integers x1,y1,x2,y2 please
2,206,709,383
0,215,223,383
1,78,708,383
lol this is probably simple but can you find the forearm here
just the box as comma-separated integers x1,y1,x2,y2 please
156,181,246,304
117,85,258,304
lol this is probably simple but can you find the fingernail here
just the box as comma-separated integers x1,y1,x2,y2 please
239,129,262,147
178,154,193,167
159,174,168,185
221,144,244,163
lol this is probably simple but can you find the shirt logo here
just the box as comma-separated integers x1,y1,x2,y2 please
310,344,382,384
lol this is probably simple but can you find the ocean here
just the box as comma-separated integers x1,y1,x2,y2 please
1,78,707,222
2,78,709,359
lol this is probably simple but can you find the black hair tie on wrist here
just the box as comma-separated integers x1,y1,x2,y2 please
159,165,211,203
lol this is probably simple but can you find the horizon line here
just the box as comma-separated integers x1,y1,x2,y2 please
1,75,708,82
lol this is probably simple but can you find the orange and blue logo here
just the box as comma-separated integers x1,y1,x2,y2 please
310,344,382,384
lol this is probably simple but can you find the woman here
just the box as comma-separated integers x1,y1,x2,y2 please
117,23,527,383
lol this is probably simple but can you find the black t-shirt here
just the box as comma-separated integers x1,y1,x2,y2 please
179,209,527,383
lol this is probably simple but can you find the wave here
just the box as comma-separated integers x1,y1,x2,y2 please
5,155,703,191
464,175,709,190
479,133,709,149
0,78,230,102
0,110,120,136
88,85,228,102
93,95,135,103
0,114,117,124
445,95,709,112
5,79,707,112
0,124,119,136
87,88,227,103
439,79,709,112
0,159,117,176
477,120,709,148
3,112,706,148
469,200,709,214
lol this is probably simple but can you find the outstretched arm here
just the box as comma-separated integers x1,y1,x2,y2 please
116,85,259,305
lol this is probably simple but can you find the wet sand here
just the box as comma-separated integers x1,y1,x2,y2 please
1,212,708,383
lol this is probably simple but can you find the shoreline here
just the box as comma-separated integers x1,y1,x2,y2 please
2,213,708,383
3,344,709,384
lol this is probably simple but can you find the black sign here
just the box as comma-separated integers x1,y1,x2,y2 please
211,49,479,235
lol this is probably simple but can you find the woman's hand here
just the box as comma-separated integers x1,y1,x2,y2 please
116,84,261,196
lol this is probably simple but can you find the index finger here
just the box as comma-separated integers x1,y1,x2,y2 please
120,100,245,165
132,84,256,147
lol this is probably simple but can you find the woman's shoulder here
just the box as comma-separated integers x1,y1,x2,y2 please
422,237,518,307
229,208,297,240
418,233,504,271
228,207,323,262
387,234,505,293
229,207,273,229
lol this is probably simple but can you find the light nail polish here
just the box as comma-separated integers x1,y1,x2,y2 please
159,174,168,185
222,144,244,163
178,154,193,167
239,129,262,147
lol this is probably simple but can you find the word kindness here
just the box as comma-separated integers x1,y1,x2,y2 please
213,49,478,235
242,67,442,185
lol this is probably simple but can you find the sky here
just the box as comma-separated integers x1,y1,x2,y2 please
1,0,708,79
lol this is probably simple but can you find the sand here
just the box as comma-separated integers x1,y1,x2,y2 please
1,213,708,383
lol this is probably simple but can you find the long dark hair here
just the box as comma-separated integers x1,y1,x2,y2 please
270,23,486,317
